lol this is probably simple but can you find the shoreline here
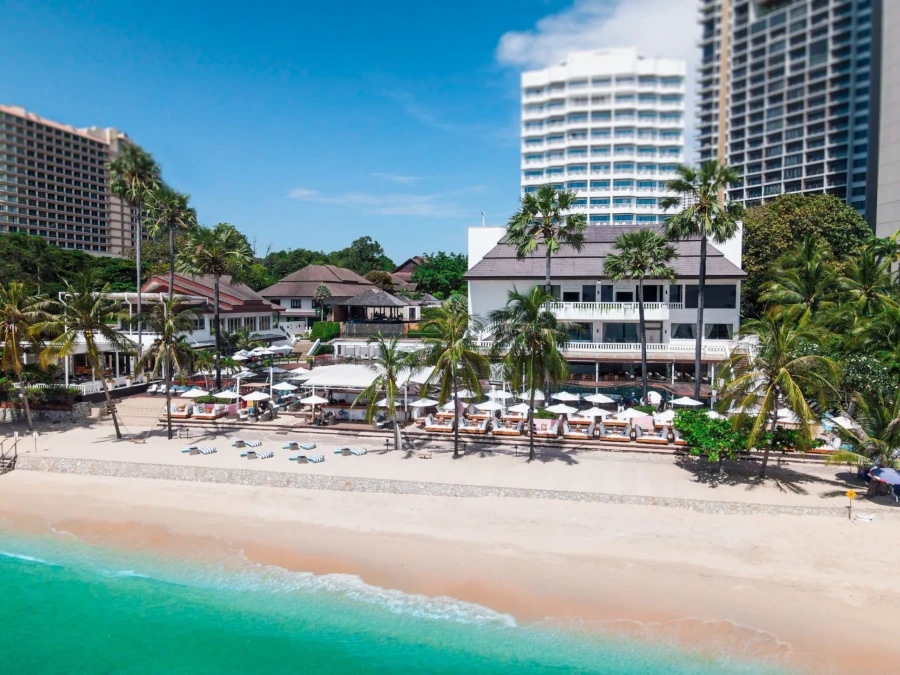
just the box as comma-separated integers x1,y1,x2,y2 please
1,471,899,673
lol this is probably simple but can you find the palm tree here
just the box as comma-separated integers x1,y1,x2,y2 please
352,333,422,450
720,306,839,478
420,304,491,458
489,286,570,461
825,392,900,470
759,236,840,319
108,144,161,360
144,187,197,299
314,284,332,321
506,185,587,296
39,270,135,440
134,297,200,439
603,229,678,402
0,283,52,432
195,349,215,389
661,161,744,399
176,223,253,389
224,326,265,353
837,246,896,320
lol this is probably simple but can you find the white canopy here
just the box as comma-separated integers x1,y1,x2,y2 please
300,394,329,405
654,409,676,423
517,390,545,402
272,382,298,391
231,354,249,361
453,389,477,398
181,388,209,398
487,389,514,400
297,363,433,390
545,403,578,415
584,392,616,404
646,391,662,404
475,400,504,412
268,366,289,374
508,402,533,414
288,369,313,381
213,390,241,400
551,391,581,402
617,408,650,420
577,407,612,419
242,391,271,402
234,370,258,379
270,344,293,353
672,396,703,407
409,398,439,408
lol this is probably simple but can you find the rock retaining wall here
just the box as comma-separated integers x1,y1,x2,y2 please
0,401,104,425
16,455,891,519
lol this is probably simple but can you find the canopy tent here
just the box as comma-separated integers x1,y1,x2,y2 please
584,392,616,404
181,388,209,398
545,403,578,415
671,396,704,407
551,391,581,402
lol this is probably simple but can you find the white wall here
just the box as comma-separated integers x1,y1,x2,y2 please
468,227,506,270
711,221,742,269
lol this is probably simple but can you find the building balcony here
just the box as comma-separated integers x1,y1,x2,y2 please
546,301,681,322
474,338,731,361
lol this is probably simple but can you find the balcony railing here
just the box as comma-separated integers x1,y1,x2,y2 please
546,301,682,322
474,340,730,359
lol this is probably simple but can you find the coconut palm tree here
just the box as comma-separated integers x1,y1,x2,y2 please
489,286,570,461
314,284,332,321
223,326,265,353
133,297,201,439
0,283,52,432
420,304,491,458
195,350,215,389
176,223,253,389
506,185,587,296
759,236,841,319
143,187,197,299
108,144,161,360
825,392,900,470
603,229,678,402
352,333,422,450
719,306,839,478
837,246,897,320
39,270,134,440
661,161,744,399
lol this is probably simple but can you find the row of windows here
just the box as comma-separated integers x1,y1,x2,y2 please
524,94,683,111
525,179,671,192
523,147,682,159
223,315,275,333
525,164,679,176
523,76,683,96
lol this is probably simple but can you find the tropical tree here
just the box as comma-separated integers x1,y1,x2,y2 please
176,223,253,389
825,392,900,470
0,283,52,431
759,236,840,319
195,349,215,389
836,246,897,320
352,333,422,450
603,229,678,402
489,286,570,461
133,298,200,439
661,161,744,399
144,187,197,298
39,270,134,439
314,284,332,320
420,304,491,458
506,185,587,296
720,306,839,478
223,326,265,353
108,144,161,359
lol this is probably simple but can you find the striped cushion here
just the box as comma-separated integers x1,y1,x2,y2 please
351,448,367,456
255,450,273,459
245,440,262,448
306,454,325,463
282,442,299,449
300,442,317,450
198,447,216,455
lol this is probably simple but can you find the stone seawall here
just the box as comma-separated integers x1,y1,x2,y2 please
16,455,890,519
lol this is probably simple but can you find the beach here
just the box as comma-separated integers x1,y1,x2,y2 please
2,419,900,675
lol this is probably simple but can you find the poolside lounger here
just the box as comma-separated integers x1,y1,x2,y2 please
602,423,632,443
334,447,351,455
351,448,367,456
146,384,159,395
181,446,217,455
194,404,228,420
563,421,595,440
492,420,523,436
636,427,670,445
460,418,490,435
300,442,317,451
232,439,262,448
243,449,273,460
306,454,325,463
283,441,300,450
534,420,560,439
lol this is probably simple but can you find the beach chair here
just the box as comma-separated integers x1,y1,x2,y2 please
562,421,594,440
146,384,159,395
673,429,688,447
534,420,560,439
334,447,352,456
602,422,632,443
350,448,367,456
460,418,490,435
636,426,670,445
492,420,523,437
232,439,262,448
169,403,192,419
237,409,251,422
299,442,317,451
283,441,300,451
242,449,273,459
181,446,217,455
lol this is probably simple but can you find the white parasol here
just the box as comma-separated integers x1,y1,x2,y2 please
545,403,578,415
181,388,209,398
584,392,616,404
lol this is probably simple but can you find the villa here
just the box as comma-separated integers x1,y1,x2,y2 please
466,225,744,392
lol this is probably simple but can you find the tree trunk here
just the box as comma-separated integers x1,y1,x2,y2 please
528,354,536,461
136,198,143,362
759,401,779,479
545,248,552,296
88,335,121,439
638,278,648,403
452,362,460,458
18,378,34,433
165,351,173,440
392,416,402,451
168,227,175,301
694,236,707,400
214,275,222,390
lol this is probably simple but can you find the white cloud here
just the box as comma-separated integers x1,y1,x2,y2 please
495,0,699,157
287,186,484,218
372,172,422,185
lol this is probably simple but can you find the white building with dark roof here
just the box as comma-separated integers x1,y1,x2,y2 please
466,225,744,389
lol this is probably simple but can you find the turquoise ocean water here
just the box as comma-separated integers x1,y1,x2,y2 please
0,531,786,674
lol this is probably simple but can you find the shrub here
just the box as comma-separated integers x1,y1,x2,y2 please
533,408,558,420
674,409,748,464
310,321,340,341
317,344,335,355
633,404,656,415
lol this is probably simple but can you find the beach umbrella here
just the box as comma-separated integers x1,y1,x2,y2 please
288,370,313,381
475,400,504,412
269,366,289,374
545,403,578,415
234,369,258,379
213,390,240,400
272,382,298,391
584,392,616,404
231,354,249,361
551,391,581,402
705,410,725,420
488,389,514,400
375,398,390,407
181,388,209,398
671,396,703,407
300,394,329,405
517,390,545,402
578,407,612,418
508,402,533,414
617,408,649,420
242,391,271,402
654,409,676,423
453,389,477,398
870,467,900,485
409,398,439,408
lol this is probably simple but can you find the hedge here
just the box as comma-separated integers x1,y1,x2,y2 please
311,321,340,341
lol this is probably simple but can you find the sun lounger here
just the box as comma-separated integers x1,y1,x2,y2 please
299,442,317,451
194,404,227,420
460,418,490,435
492,420,523,436
636,427,670,445
673,429,688,447
563,421,595,440
351,448,367,456
242,449,273,459
334,447,351,455
600,422,632,443
306,454,325,463
181,446,217,455
146,384,159,395
534,420,560,439
232,439,262,448
283,441,300,450
163,403,192,420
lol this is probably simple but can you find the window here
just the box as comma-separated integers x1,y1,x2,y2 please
193,317,206,331
582,284,596,302
705,324,733,339
669,284,682,303
642,285,661,302
290,299,302,309
671,323,696,339
684,285,737,309
603,323,639,343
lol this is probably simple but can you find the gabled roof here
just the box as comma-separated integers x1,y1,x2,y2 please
464,225,745,280
258,264,373,299
141,274,282,314
392,255,425,276
339,288,412,308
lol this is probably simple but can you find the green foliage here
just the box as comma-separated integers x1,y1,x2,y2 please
365,270,395,291
533,408,558,420
310,321,340,341
190,395,220,405
633,405,656,415
23,386,81,406
674,410,748,464
742,194,871,316
332,236,394,276
410,252,468,299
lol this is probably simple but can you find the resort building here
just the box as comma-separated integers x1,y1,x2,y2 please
466,225,744,391
697,0,899,230
0,104,142,255
520,48,686,226
390,256,425,291
258,264,374,334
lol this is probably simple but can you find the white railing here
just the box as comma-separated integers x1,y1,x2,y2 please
30,375,136,396
474,340,730,358
545,301,682,321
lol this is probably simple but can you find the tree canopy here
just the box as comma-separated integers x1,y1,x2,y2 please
410,251,467,299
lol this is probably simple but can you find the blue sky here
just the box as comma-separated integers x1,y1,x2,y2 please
2,0,696,263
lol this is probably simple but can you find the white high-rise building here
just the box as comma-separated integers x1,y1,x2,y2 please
520,48,686,226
